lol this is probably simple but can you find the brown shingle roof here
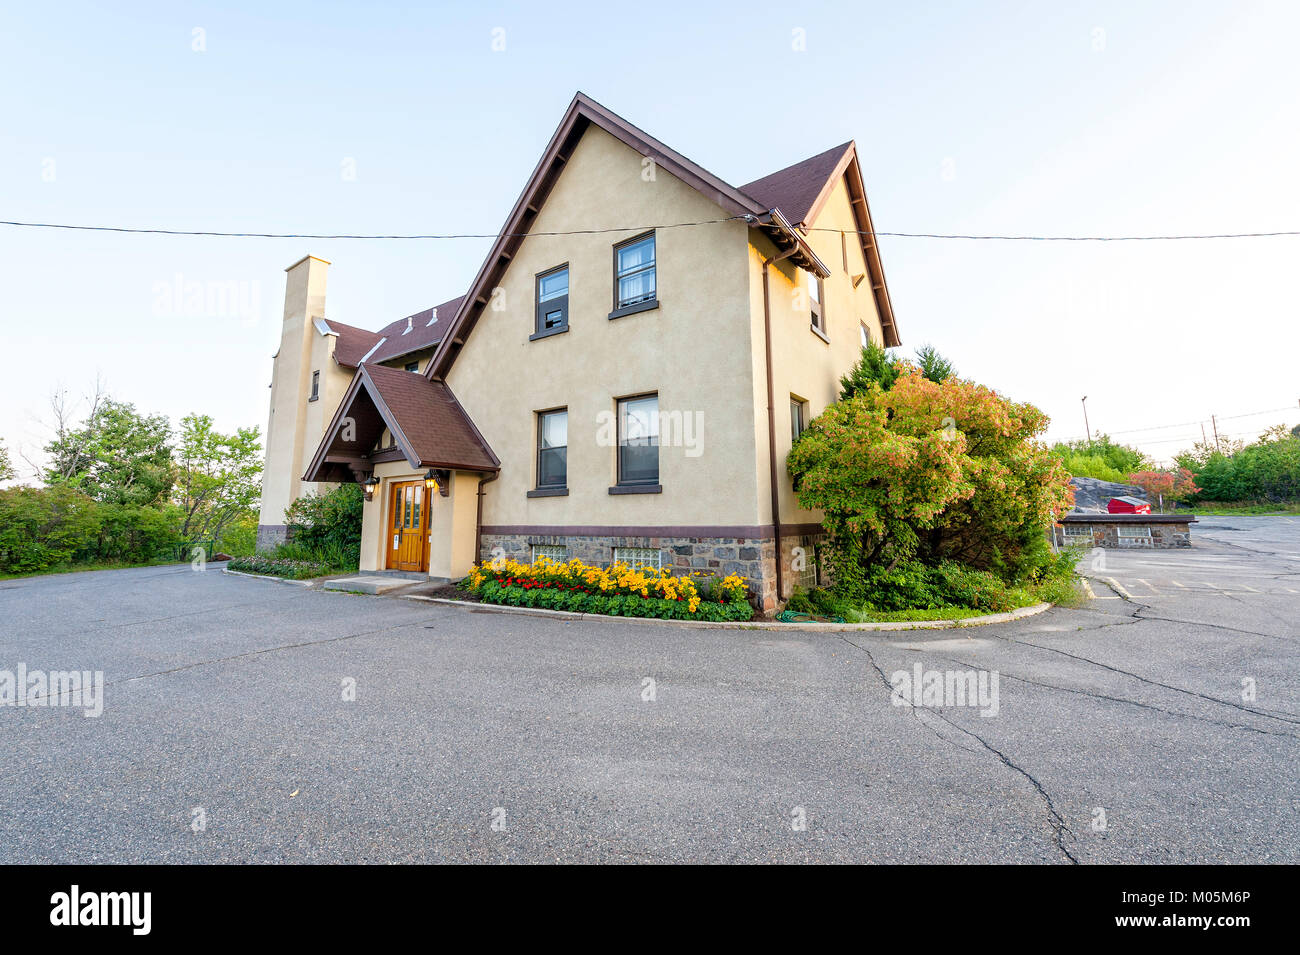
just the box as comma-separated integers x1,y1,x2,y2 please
364,295,465,366
328,320,384,368
360,363,498,471
739,142,853,226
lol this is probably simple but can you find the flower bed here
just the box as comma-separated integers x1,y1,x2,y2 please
464,556,753,622
227,554,330,580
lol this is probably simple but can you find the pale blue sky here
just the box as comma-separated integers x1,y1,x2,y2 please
2,0,1297,473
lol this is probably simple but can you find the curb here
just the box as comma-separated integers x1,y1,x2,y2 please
221,568,315,587
401,595,1054,631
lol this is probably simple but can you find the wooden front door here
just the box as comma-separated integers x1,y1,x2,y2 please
386,481,429,572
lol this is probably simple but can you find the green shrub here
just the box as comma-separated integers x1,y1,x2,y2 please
84,503,182,563
0,486,102,574
285,484,363,567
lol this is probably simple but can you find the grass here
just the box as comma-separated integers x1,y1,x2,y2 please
1183,501,1300,516
0,558,183,581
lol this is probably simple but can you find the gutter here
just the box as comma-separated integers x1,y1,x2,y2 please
475,471,501,566
760,228,801,604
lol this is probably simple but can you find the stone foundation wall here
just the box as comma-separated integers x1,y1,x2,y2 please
256,524,290,553
1055,520,1192,549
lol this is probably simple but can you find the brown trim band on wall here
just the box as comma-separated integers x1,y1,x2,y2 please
479,523,826,540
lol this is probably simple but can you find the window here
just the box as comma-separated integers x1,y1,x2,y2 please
309,370,319,401
860,322,870,349
613,546,661,570
808,272,825,332
532,544,568,564
793,539,820,591
614,233,656,310
1062,525,1093,545
535,265,569,336
536,409,568,489
404,361,419,373
790,396,809,443
1117,525,1153,548
617,394,659,486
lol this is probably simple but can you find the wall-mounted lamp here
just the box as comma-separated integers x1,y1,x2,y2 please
363,475,380,502
423,469,439,493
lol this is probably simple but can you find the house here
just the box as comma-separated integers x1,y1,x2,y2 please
256,93,901,611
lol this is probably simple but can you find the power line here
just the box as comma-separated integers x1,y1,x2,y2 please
0,216,750,240
1,216,1298,242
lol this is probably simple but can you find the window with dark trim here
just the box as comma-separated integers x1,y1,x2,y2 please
309,370,319,401
536,408,568,489
614,233,656,310
808,272,825,332
404,360,419,373
535,266,569,336
859,322,870,349
616,394,659,486
790,396,809,444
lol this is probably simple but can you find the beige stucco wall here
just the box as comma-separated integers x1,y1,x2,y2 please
750,176,888,526
259,256,351,536
358,463,478,578
445,124,760,530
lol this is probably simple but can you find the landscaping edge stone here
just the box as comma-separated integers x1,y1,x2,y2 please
401,595,1053,631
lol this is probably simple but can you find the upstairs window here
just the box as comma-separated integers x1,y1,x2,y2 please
309,370,320,401
617,394,659,486
808,272,825,332
859,322,870,349
614,233,656,309
404,361,419,373
535,266,569,336
537,408,568,488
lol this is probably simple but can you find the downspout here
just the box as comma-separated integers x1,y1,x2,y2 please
761,239,800,605
474,471,500,567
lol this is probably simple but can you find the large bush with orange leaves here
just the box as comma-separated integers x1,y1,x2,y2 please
787,367,1072,594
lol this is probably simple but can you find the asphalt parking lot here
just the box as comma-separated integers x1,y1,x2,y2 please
1,516,1296,864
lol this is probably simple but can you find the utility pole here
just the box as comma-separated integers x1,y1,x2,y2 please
1081,396,1091,444
1211,414,1221,453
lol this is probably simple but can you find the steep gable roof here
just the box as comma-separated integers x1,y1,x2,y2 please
425,93,836,381
740,142,854,228
303,362,498,482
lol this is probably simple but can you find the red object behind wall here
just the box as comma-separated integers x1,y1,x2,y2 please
1108,496,1151,514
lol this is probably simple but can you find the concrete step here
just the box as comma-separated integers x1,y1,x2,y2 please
321,575,417,595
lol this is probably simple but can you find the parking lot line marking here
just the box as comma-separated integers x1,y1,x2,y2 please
1171,580,1187,588
1241,585,1261,593
1137,578,1159,594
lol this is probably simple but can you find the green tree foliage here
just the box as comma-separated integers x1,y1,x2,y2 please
788,369,1072,598
0,486,102,573
1176,425,1300,502
839,342,900,398
0,441,14,482
914,344,956,383
175,414,263,543
45,398,174,506
1050,434,1149,482
284,483,364,566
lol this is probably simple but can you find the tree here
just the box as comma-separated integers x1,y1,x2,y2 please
839,342,900,398
45,397,173,506
0,440,14,482
175,414,263,543
1127,469,1199,511
788,370,1072,591
914,344,956,383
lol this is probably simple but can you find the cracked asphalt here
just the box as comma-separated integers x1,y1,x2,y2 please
1,515,1296,864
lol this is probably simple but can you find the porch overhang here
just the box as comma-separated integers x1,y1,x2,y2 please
303,363,500,484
